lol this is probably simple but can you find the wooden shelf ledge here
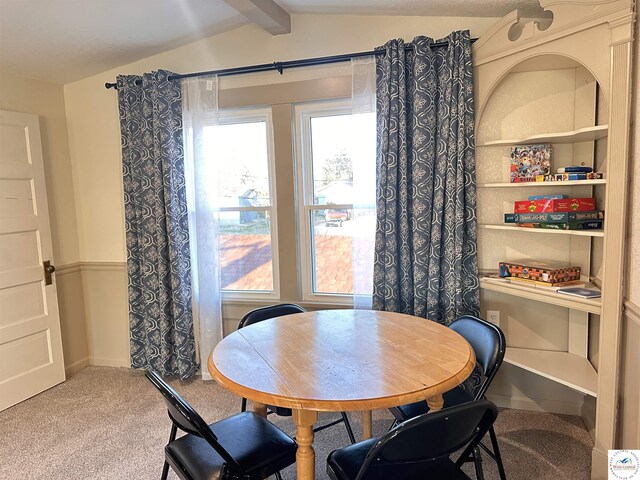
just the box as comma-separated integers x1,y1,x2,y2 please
477,125,608,146
479,277,602,314
479,224,604,237
504,347,598,397
478,179,607,188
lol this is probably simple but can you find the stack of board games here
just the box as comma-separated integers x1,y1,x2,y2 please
510,144,551,183
498,259,581,286
504,194,604,230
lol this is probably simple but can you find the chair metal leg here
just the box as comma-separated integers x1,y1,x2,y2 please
473,446,485,480
162,424,178,480
489,425,507,480
161,461,170,480
341,412,357,444
387,419,399,432
241,397,247,412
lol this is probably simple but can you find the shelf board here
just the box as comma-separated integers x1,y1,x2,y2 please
478,179,606,188
504,347,598,397
478,125,608,147
479,224,604,237
479,277,602,314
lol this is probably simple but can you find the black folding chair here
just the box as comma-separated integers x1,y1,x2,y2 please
327,399,499,480
238,303,357,444
388,315,507,480
145,369,296,480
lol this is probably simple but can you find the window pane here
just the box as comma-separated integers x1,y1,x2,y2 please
305,110,376,297
310,113,376,206
206,121,271,207
311,208,375,295
220,213,273,292
204,113,276,293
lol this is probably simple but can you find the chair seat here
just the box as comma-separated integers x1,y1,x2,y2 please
326,437,472,480
166,412,297,480
393,387,473,421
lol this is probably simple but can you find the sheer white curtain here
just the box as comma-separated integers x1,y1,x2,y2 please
351,56,377,309
182,76,223,379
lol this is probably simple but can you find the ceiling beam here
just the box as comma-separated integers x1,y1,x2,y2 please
222,0,291,35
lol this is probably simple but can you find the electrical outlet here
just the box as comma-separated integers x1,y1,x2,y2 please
487,310,500,325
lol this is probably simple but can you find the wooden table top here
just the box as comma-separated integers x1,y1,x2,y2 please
208,309,475,412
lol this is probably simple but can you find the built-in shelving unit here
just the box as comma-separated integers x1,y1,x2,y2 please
477,125,608,147
475,54,606,406
473,0,633,469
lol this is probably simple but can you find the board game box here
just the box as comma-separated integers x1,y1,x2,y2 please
510,144,552,183
513,197,596,213
498,259,581,284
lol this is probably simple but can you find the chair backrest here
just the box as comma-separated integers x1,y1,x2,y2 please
238,303,306,329
449,315,506,399
354,399,498,480
144,369,241,471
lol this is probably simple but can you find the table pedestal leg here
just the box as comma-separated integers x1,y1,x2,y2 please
427,394,444,412
293,409,318,480
253,401,267,417
362,410,372,439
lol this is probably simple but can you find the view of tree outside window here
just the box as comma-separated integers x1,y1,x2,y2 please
204,116,276,292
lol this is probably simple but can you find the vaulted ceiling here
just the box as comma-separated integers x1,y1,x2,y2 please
0,0,541,84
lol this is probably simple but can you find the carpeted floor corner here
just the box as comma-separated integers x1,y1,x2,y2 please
0,366,593,479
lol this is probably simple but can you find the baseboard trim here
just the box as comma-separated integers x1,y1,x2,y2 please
64,357,90,377
487,392,583,415
89,356,130,368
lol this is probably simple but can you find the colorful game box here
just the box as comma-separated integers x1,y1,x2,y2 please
499,260,581,284
510,144,552,183
514,197,596,213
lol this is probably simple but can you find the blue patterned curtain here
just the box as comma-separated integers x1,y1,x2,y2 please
117,70,197,379
372,31,480,326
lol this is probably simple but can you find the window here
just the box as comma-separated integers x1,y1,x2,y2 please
295,100,376,301
203,108,278,296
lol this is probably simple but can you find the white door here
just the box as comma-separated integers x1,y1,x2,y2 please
0,109,65,411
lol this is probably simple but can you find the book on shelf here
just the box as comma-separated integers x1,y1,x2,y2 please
514,197,596,213
510,144,551,183
504,211,605,223
515,220,603,231
556,287,601,298
557,166,593,173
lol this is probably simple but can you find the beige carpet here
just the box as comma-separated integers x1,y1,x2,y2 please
0,366,593,479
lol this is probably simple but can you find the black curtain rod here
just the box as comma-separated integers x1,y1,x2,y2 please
105,38,476,90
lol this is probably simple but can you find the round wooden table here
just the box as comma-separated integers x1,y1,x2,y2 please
208,309,475,480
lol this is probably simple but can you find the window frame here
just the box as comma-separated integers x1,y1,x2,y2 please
207,107,281,300
294,99,363,305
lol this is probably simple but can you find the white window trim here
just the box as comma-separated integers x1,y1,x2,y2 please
209,107,281,301
294,99,357,305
